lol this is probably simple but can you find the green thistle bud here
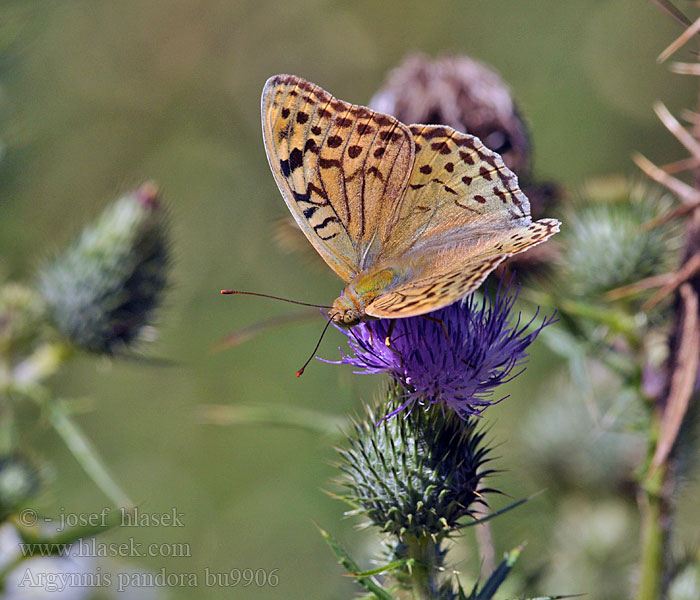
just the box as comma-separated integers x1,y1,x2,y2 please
561,178,679,297
39,183,170,354
336,384,493,541
0,454,39,521
0,283,47,360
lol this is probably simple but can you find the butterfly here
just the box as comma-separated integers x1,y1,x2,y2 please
261,74,560,327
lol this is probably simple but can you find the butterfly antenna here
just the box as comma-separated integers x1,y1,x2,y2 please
296,316,335,377
220,289,332,309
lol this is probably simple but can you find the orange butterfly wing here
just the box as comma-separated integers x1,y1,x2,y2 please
261,74,414,282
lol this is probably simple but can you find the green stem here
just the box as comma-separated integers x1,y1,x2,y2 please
199,403,346,435
46,398,133,509
523,289,640,339
636,464,670,600
404,535,442,600
0,394,14,455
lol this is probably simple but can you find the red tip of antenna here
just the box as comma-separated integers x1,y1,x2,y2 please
295,368,304,378
136,181,160,209
221,290,235,295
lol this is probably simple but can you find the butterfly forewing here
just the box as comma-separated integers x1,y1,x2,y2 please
262,75,414,282
380,125,531,260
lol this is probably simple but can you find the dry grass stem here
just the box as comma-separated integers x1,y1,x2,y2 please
681,108,700,124
657,13,700,62
643,253,700,309
650,283,700,469
633,153,700,206
661,156,699,173
605,273,673,301
670,61,700,74
652,0,692,27
654,102,700,162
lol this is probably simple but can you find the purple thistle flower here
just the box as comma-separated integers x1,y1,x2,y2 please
325,284,554,420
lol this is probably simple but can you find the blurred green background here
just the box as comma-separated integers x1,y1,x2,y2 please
1,1,699,598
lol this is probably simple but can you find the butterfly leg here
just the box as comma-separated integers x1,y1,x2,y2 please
383,319,408,372
384,319,396,347
367,324,376,347
421,314,450,343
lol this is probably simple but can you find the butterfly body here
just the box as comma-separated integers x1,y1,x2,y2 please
332,266,410,325
262,74,560,323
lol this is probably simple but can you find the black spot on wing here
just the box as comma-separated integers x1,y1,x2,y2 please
443,184,457,195
313,216,340,232
313,215,341,241
280,158,291,177
304,139,319,154
288,147,304,172
292,182,329,205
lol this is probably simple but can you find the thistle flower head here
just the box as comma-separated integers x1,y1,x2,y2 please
38,183,170,355
328,284,553,419
337,391,493,540
562,178,679,297
370,53,530,177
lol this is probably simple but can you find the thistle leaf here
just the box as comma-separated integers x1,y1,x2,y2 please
315,522,395,600
474,545,522,599
462,496,535,528
351,558,417,578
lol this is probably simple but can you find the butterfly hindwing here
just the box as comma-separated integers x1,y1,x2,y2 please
365,219,560,318
261,74,414,282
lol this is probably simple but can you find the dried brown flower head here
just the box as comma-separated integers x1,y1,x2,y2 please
370,53,531,177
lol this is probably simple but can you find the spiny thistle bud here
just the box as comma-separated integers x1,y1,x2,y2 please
0,283,47,361
39,183,170,354
370,53,531,177
336,388,493,541
561,178,678,297
0,454,39,521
